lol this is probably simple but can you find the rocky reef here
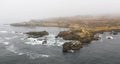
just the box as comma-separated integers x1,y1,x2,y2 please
56,27,95,43
25,31,49,38
63,41,83,52
10,15,120,52
56,27,101,52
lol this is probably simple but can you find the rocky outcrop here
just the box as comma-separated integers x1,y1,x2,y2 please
93,34,101,40
56,28,95,43
63,41,83,52
110,31,118,35
57,27,99,52
25,31,49,38
56,30,80,40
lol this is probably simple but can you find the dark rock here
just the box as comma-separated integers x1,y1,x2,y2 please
56,31,70,38
63,41,83,52
25,31,49,38
93,34,101,40
63,42,72,52
56,31,80,40
110,31,118,35
113,32,118,35
42,40,47,44
106,36,113,39
79,38,92,43
42,37,47,44
56,30,95,44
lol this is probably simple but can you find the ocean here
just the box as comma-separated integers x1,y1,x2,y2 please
0,24,120,64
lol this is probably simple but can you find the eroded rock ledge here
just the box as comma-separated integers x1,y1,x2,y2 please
56,28,95,43
25,31,49,38
56,27,101,52
63,41,83,52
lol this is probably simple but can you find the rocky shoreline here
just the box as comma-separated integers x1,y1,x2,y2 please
24,29,94,51
10,15,120,52
23,27,120,52
56,27,120,52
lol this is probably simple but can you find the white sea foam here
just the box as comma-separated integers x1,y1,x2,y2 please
21,37,26,40
24,34,70,46
0,30,22,34
6,44,50,59
25,38,45,45
106,36,114,39
4,36,18,40
25,42,41,45
3,42,9,45
11,31,16,34
19,52,50,59
0,31,8,33
69,50,74,53
18,52,25,55
17,32,23,35
6,45,25,56
40,54,50,57
26,52,50,59
6,45,18,53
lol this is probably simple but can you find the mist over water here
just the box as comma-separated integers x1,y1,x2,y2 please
0,0,120,24
0,0,120,64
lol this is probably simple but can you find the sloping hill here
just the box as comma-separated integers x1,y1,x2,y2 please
10,15,120,28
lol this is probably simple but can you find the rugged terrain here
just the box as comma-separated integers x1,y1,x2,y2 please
11,15,120,30
11,15,120,52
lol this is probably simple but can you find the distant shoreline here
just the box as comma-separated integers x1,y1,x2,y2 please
10,15,120,33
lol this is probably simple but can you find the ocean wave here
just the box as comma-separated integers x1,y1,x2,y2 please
6,45,27,56
24,34,71,46
0,31,8,33
25,38,44,45
11,31,16,34
4,36,18,40
26,52,50,59
0,30,15,34
3,42,10,45
6,45,18,53
0,30,23,35
6,44,50,59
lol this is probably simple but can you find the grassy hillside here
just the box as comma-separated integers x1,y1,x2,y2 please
11,15,120,32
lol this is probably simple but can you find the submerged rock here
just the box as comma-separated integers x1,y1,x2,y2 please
25,31,49,38
110,31,118,35
63,41,83,52
106,36,114,39
93,34,101,40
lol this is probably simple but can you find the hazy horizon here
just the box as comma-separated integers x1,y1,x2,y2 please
0,0,120,24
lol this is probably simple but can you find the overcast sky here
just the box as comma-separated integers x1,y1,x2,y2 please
0,0,120,24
